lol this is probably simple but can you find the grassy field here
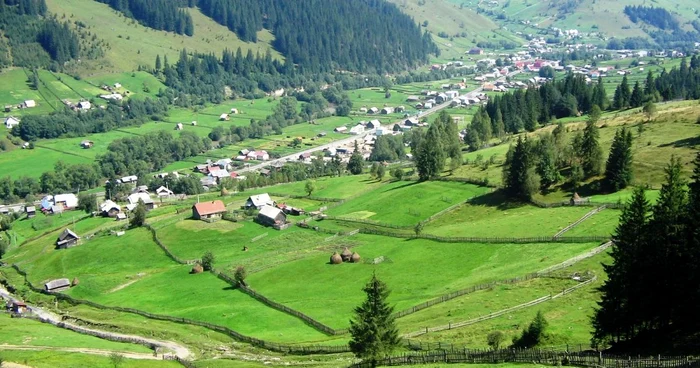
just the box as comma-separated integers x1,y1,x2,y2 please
564,209,621,237
326,180,490,226
46,0,280,76
247,235,599,328
423,195,599,238
0,350,180,368
261,174,387,199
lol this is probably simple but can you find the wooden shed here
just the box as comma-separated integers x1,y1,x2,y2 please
56,229,80,249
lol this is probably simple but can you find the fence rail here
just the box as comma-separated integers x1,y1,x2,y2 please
553,206,607,238
357,227,608,244
268,193,344,203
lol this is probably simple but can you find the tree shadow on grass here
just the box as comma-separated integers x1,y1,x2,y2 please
467,190,526,210
383,180,421,192
658,136,700,149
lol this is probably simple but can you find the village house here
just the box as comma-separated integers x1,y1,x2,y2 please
80,140,94,149
380,107,394,114
100,200,121,218
256,205,288,229
368,107,379,114
468,47,484,55
117,175,138,185
3,116,20,129
367,120,381,130
245,193,275,210
334,126,348,133
349,124,365,135
25,206,36,218
132,185,149,194
156,186,174,197
100,93,123,101
127,192,155,210
56,229,80,249
77,101,91,110
219,113,230,121
44,278,71,293
230,108,239,114
53,194,78,209
192,200,227,221
359,107,368,113
23,100,36,108
175,123,184,131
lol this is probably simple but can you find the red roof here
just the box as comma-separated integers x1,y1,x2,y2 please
193,200,226,216
208,166,221,173
230,172,238,178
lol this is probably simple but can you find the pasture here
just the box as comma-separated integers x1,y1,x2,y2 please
247,236,599,328
326,180,490,226
423,197,598,238
0,350,180,368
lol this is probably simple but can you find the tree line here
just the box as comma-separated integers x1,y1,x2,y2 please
593,155,700,351
96,0,194,36
0,161,101,204
624,5,679,31
502,108,634,201
12,97,169,141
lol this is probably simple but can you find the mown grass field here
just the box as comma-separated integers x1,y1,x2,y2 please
326,180,490,226
423,196,598,238
247,236,599,328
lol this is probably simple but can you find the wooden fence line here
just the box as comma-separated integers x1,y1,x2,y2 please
355,227,608,244
267,193,344,203
553,206,608,238
403,276,597,338
348,348,699,368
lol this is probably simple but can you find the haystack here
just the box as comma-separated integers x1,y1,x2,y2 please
341,247,352,262
351,252,361,263
71,277,80,287
191,263,204,274
330,252,343,264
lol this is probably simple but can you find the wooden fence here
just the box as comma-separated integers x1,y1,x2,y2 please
323,216,414,230
348,349,700,368
553,206,607,238
268,193,344,203
10,264,350,355
357,227,608,244
144,224,199,265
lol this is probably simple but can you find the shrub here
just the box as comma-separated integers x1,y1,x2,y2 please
487,331,505,350
234,266,247,286
201,251,215,271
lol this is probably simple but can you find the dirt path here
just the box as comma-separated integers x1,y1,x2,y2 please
107,278,141,293
0,285,192,360
3,362,34,368
0,344,160,360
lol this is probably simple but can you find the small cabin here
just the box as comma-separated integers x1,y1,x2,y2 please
56,229,80,249
192,200,227,221
44,278,71,293
256,205,288,229
25,206,36,218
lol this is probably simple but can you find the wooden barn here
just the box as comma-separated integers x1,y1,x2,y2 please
256,205,287,229
192,200,227,221
56,229,80,249
44,278,71,293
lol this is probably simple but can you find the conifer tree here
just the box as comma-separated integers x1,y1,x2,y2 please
415,123,445,181
580,121,604,177
630,81,644,108
347,141,364,175
130,199,147,227
349,274,400,365
534,135,559,191
503,137,537,201
604,128,634,191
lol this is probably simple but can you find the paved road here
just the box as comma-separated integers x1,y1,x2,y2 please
234,77,510,175
0,284,192,360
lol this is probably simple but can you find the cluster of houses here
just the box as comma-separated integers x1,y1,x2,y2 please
219,108,239,121
195,158,244,189
24,193,80,218
235,149,269,162
188,193,296,230
2,100,35,116
62,99,92,112
358,106,405,115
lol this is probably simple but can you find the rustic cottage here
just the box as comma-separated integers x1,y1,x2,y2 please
256,205,287,229
56,229,80,249
245,194,274,210
44,278,71,293
192,200,227,221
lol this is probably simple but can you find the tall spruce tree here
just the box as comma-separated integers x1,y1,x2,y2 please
349,274,400,365
604,128,634,191
593,187,649,345
630,81,644,108
503,137,538,201
415,123,445,181
347,141,364,175
580,121,604,177
534,135,559,191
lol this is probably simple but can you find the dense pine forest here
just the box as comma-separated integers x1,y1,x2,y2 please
624,5,679,31
195,0,437,73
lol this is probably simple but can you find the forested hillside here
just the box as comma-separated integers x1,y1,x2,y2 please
196,0,437,73
95,0,194,36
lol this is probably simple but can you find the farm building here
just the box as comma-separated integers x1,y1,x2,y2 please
367,120,381,129
44,278,71,293
380,107,394,114
468,48,484,55
349,124,365,135
100,200,121,217
53,194,78,209
4,116,20,129
116,213,127,221
334,126,348,133
117,175,138,184
4,105,10,112
245,194,274,210
219,114,230,121
77,101,91,110
156,186,174,197
175,123,183,130
192,200,227,221
230,108,238,114
80,140,94,149
23,100,36,108
24,206,36,218
368,107,379,114
56,229,80,249
256,205,287,229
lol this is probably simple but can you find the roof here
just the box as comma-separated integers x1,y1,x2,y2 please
57,229,79,244
258,205,285,220
193,200,226,216
155,186,173,195
26,206,36,212
45,278,70,290
100,200,120,212
54,194,78,208
127,192,153,205
247,193,273,207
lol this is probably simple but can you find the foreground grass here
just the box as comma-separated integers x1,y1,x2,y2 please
0,313,151,353
0,350,179,368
